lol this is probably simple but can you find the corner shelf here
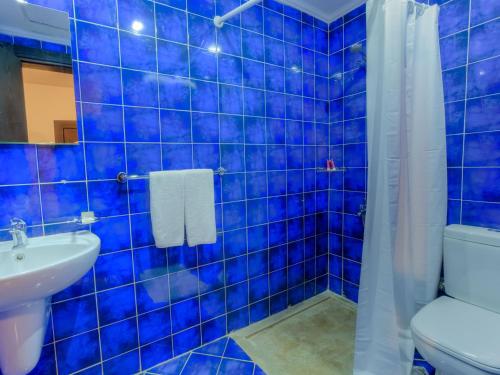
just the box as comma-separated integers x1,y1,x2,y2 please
316,167,347,173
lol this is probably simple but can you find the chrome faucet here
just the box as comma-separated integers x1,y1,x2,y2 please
9,218,28,248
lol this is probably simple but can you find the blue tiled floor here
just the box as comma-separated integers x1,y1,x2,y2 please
143,337,265,375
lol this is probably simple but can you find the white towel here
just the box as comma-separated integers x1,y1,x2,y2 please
184,169,217,247
149,171,185,248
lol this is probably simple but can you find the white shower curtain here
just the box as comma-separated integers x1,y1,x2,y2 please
353,0,447,374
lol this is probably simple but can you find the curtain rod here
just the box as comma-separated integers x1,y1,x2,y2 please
213,0,263,28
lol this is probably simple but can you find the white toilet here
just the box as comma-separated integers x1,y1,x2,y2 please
411,225,500,375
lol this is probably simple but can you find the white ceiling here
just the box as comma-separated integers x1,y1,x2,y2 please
279,0,367,24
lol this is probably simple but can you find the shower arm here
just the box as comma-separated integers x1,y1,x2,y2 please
214,0,263,28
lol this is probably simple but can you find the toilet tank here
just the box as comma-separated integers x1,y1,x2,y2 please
444,225,500,314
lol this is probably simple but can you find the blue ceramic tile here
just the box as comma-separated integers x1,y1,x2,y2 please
193,144,220,170
445,101,466,134
102,350,140,375
191,113,219,143
161,110,191,143
225,255,248,285
242,30,264,61
136,276,170,314
223,201,247,230
171,297,200,333
191,80,218,112
220,84,243,115
126,143,161,175
124,107,160,142
249,275,269,304
118,0,155,36
241,5,263,33
169,269,199,303
188,13,216,49
284,16,301,45
85,143,125,179
264,9,283,40
100,318,137,360
471,0,500,26
344,92,366,120
97,284,135,327
462,201,500,229
467,56,500,98
52,295,97,340
222,173,245,202
0,145,37,185
244,88,265,116
201,316,226,342
77,22,119,66
220,115,244,143
157,41,188,77
120,32,157,71
187,0,214,17
246,172,267,199
95,250,134,290
148,353,188,375
463,168,500,202
88,181,128,217
200,262,224,293
141,338,173,369
265,37,284,66
156,4,187,43
464,132,500,166
219,24,242,56
162,144,193,169
122,69,159,107
344,16,365,47
219,54,243,85
200,289,225,321
56,331,100,374
134,246,168,281
79,62,122,104
159,76,191,110
182,353,221,374
439,0,470,37
466,94,500,133
243,59,265,89
246,145,266,171
470,20,500,63
223,229,247,258
226,281,249,311
190,46,217,81
173,326,201,355
221,144,245,172
82,103,124,142
40,183,87,224
75,0,116,26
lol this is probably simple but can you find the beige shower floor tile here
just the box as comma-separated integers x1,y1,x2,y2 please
231,292,357,375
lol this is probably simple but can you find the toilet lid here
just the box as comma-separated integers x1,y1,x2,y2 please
411,296,500,372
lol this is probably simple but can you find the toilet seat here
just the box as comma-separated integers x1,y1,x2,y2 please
411,296,500,374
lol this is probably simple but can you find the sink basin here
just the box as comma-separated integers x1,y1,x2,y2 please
0,231,100,312
0,231,100,375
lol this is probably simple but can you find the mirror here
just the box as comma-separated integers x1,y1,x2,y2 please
0,0,78,144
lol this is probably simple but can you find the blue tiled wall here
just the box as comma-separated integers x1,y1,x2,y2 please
0,0,331,374
327,5,367,304
1,0,498,374
326,0,500,303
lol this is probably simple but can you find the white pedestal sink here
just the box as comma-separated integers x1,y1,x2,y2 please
0,231,100,375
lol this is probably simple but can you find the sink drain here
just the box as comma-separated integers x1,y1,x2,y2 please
15,253,25,261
